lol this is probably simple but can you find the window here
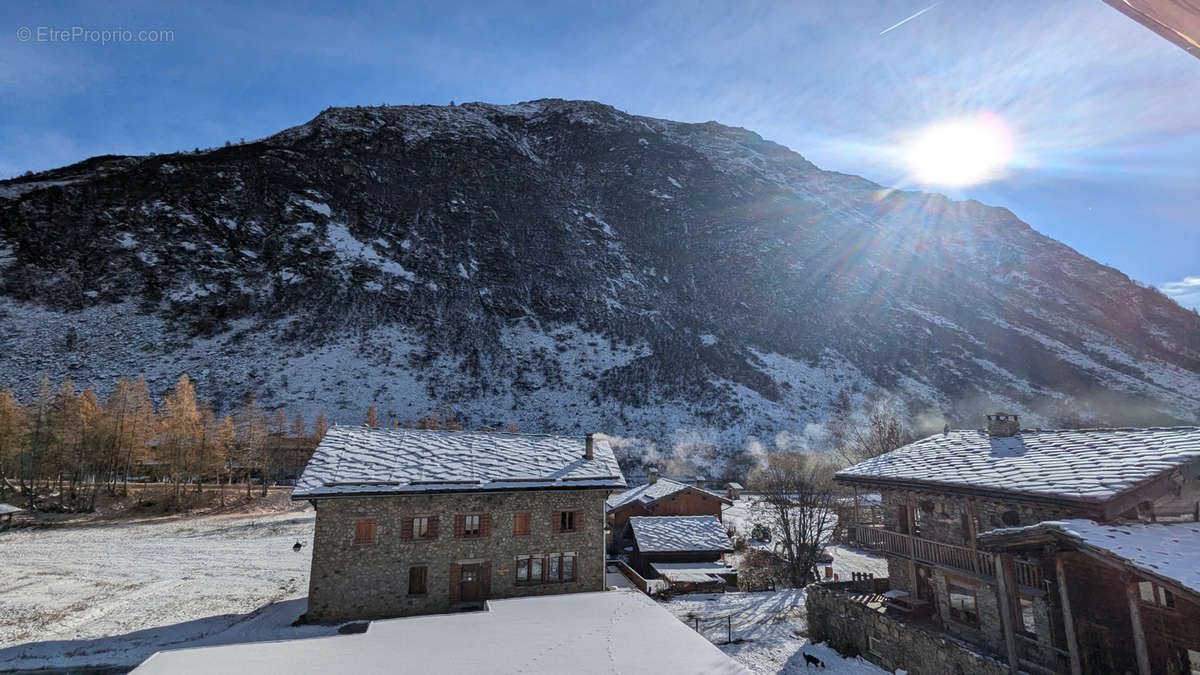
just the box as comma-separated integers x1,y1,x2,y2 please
408,566,427,595
1019,595,1036,636
562,553,575,581
516,553,576,584
456,513,487,538
555,510,577,532
869,633,884,658
514,512,531,536
1001,510,1020,527
947,582,978,625
353,519,376,545
461,566,476,583
1138,581,1176,608
414,517,429,539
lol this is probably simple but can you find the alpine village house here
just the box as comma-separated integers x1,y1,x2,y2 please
816,414,1200,675
292,426,626,622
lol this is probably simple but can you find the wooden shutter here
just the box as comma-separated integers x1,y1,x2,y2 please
479,561,491,599
449,563,461,603
428,516,440,539
354,519,376,545
573,510,584,531
480,513,491,537
551,511,561,534
454,515,465,538
400,517,413,541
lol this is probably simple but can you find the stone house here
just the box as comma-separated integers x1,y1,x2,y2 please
628,515,735,592
293,427,626,622
606,468,731,554
825,414,1200,675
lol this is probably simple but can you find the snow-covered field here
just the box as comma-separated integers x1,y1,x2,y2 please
0,508,338,672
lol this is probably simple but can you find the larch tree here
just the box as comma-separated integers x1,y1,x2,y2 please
214,414,237,505
161,374,202,501
289,412,307,442
24,375,56,508
235,391,268,498
0,389,29,502
364,405,379,428
312,410,329,443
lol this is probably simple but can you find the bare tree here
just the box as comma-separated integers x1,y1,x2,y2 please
832,394,910,466
748,452,838,587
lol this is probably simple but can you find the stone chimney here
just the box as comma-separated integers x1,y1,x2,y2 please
648,467,658,485
986,413,1021,437
584,434,594,460
695,476,706,489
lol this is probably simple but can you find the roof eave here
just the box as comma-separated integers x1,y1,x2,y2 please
833,474,1108,516
295,482,625,500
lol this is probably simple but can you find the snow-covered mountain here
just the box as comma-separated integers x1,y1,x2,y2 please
1,99,1197,458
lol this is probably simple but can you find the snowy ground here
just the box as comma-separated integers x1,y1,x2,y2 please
659,591,886,674
649,497,890,673
0,508,339,672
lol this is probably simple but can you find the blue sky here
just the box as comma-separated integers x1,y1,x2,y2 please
2,1,1198,308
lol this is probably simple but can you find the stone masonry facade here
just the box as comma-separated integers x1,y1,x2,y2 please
808,582,1012,675
306,488,608,622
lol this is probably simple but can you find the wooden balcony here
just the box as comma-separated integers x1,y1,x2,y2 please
853,525,1043,588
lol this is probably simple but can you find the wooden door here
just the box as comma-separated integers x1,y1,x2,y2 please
459,563,480,602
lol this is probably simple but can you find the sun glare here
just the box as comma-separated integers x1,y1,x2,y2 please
904,113,1014,187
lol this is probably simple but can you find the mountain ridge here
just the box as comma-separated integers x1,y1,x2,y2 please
1,98,1197,467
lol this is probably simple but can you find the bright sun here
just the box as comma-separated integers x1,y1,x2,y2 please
904,113,1015,187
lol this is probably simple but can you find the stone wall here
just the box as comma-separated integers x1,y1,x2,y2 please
306,488,608,622
807,583,1012,675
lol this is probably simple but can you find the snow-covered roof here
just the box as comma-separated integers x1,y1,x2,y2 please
836,427,1200,502
606,478,730,511
132,591,749,674
294,427,626,499
0,503,21,515
725,482,743,490
630,516,733,553
979,519,1200,595
651,561,736,583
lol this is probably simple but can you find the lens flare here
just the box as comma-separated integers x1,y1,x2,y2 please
904,112,1015,187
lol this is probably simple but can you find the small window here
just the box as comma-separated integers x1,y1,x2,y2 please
460,514,480,535
1001,510,1020,527
1139,581,1176,608
413,517,429,539
514,512,531,536
548,554,561,581
559,511,576,532
919,500,934,513
461,566,476,583
948,581,979,625
408,566,427,595
562,553,575,582
1019,595,1036,636
354,519,376,545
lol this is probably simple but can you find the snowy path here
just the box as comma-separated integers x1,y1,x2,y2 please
0,508,341,672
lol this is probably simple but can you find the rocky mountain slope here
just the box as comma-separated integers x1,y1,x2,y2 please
1,99,1197,463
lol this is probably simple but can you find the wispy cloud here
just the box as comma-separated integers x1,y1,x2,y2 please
1161,276,1200,310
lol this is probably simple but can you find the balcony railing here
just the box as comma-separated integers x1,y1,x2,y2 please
853,525,1043,588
